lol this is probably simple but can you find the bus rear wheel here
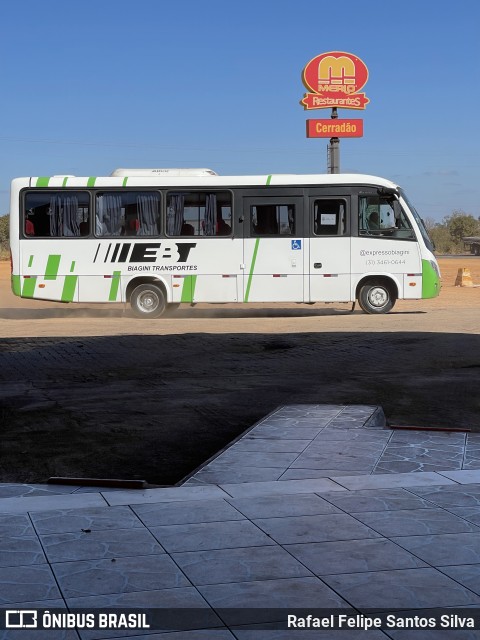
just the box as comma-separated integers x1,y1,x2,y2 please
130,283,166,318
358,282,395,314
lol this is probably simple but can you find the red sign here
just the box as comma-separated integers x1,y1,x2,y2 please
306,119,364,138
301,51,370,111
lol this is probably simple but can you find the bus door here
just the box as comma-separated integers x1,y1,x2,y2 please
308,195,351,302
242,196,305,302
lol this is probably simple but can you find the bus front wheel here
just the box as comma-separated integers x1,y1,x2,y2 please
130,283,166,318
358,282,395,314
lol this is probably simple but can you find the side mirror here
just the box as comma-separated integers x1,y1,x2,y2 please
377,186,398,197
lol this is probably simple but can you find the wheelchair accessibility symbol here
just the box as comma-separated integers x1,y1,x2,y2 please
291,239,302,250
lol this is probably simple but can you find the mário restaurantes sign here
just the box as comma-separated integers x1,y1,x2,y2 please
301,51,370,110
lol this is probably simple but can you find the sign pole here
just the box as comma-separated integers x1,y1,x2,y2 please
328,107,340,174
301,51,369,175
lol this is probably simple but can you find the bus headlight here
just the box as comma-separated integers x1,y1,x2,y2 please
430,260,440,277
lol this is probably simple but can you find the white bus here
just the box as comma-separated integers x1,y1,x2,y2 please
9,169,440,318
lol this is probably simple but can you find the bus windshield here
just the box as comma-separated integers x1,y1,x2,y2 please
399,189,435,253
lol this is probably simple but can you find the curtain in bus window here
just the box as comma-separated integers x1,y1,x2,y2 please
97,194,123,236
167,194,185,235
137,194,159,235
64,196,80,236
49,195,61,236
49,195,80,237
203,193,217,236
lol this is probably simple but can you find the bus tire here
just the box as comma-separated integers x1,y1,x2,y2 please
358,282,395,314
130,283,166,318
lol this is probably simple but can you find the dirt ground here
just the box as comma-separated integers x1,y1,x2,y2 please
1,258,479,485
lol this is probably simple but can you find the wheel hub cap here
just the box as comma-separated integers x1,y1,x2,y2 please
139,292,158,312
369,287,388,307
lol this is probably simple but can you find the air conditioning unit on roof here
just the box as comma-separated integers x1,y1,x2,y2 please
111,168,218,177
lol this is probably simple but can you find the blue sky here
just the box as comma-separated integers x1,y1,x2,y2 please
1,0,479,221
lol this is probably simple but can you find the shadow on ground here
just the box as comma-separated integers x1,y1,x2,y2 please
0,331,479,485
0,305,426,320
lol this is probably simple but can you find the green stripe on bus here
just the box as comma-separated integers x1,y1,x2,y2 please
87,177,97,187
36,177,50,187
181,275,197,303
122,177,128,187
191,275,198,301
244,237,260,302
108,271,121,301
70,261,76,272
28,255,34,268
266,175,272,185
22,277,37,298
62,177,68,187
62,276,78,302
45,255,61,280
11,275,21,296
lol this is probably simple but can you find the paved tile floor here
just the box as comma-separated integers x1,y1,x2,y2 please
2,405,480,639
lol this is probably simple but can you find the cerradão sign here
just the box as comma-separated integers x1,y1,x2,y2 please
306,118,364,138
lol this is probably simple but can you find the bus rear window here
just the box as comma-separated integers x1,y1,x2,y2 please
24,191,90,237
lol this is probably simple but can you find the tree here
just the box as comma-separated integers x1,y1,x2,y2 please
444,210,480,244
428,224,454,254
0,214,9,259
421,212,480,254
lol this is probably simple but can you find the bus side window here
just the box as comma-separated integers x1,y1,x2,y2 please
166,191,232,236
24,192,90,238
359,196,392,234
251,204,295,236
359,195,415,239
314,199,346,235
96,192,161,237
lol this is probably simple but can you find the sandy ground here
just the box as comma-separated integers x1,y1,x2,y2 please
1,258,479,485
